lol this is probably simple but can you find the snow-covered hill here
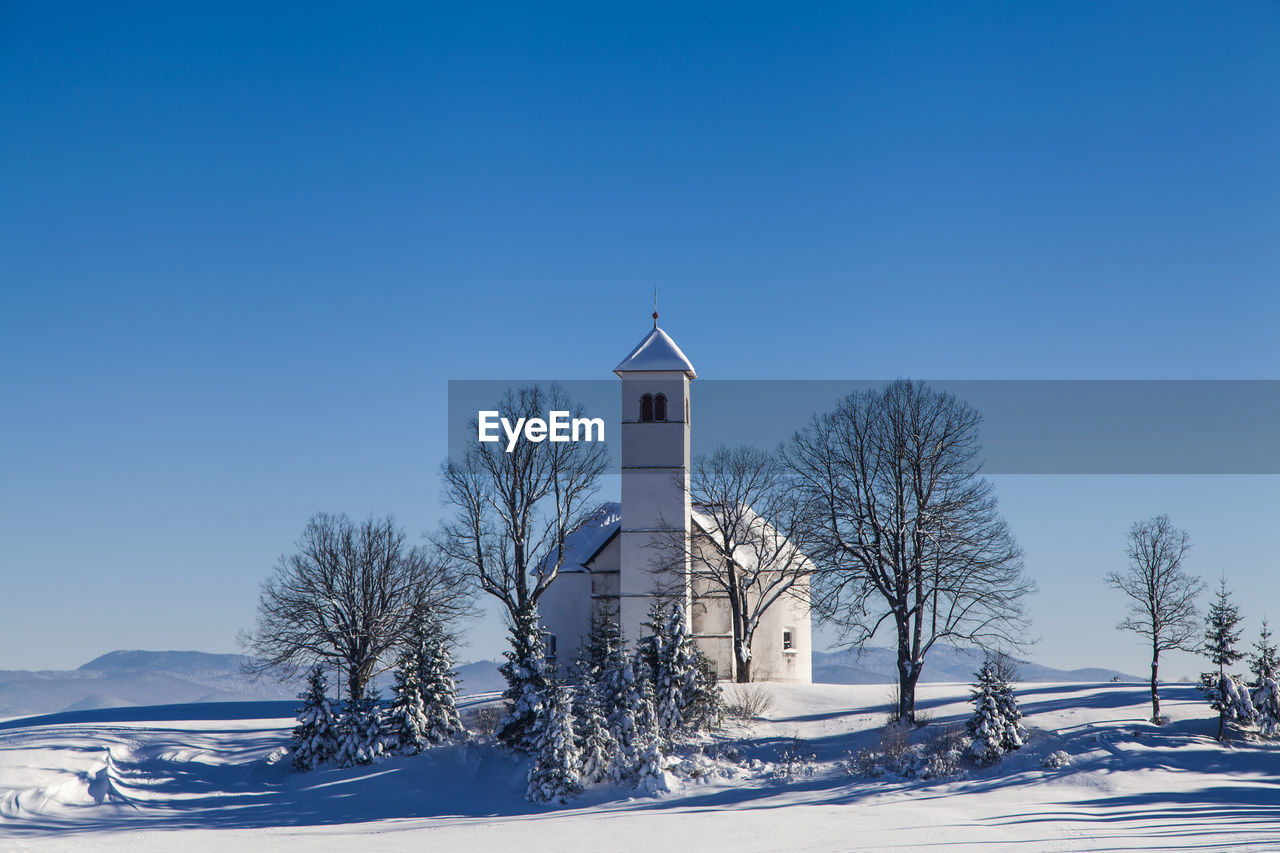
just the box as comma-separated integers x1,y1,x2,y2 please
813,646,1141,685
0,652,504,718
2,682,1278,851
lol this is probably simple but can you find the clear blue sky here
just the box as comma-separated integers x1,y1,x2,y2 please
2,2,1277,678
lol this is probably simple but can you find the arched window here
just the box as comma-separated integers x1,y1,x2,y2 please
640,393,654,422
654,393,667,422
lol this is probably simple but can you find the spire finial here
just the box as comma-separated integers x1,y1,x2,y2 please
652,287,658,329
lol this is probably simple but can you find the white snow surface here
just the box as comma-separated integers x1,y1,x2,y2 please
613,326,697,377
2,682,1279,851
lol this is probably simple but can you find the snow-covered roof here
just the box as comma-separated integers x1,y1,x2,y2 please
614,326,697,378
539,502,621,574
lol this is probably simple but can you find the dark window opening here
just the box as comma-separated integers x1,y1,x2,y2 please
654,393,668,422
782,628,795,651
640,394,654,422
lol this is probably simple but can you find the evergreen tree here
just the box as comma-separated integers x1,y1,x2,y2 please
1253,675,1280,738
1199,671,1256,739
629,668,670,794
417,619,464,744
602,649,645,785
568,612,621,784
498,602,554,753
1251,619,1280,738
966,657,1025,765
576,612,623,686
526,683,582,804
686,653,724,733
638,603,721,741
1199,577,1249,740
335,686,385,767
385,651,430,755
1251,619,1279,683
290,664,340,771
990,653,1026,751
573,685,617,785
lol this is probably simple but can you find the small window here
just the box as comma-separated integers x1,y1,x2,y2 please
640,394,654,422
782,628,795,652
545,635,558,668
654,393,667,422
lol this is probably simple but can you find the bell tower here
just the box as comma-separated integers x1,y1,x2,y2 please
613,313,695,644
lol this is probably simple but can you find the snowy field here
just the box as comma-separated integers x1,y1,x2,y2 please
2,682,1278,852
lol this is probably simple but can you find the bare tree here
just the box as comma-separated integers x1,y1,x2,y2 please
657,445,813,683
436,384,609,626
1106,515,1203,722
242,513,468,700
785,379,1033,723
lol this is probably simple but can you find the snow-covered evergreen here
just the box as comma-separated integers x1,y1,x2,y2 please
1252,677,1280,738
498,603,554,753
385,652,430,755
290,664,341,771
526,683,582,804
1250,619,1279,683
966,657,1025,765
1200,672,1256,735
638,603,721,741
567,613,621,784
573,687,617,785
1248,621,1280,738
602,647,646,785
335,687,385,768
1200,578,1249,740
417,619,464,744
629,672,672,794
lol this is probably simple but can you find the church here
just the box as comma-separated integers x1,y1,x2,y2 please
539,319,813,683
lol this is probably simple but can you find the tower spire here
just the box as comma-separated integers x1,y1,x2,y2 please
652,287,658,329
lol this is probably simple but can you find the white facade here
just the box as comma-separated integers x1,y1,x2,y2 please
539,323,811,683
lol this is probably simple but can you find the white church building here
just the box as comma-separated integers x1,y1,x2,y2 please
539,319,812,683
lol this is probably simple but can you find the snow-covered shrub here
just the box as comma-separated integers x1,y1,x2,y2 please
771,738,818,782
468,704,504,740
335,687,385,768
498,603,554,754
1041,750,1071,769
879,720,912,762
916,726,967,779
724,684,774,721
843,725,965,780
526,684,582,804
290,664,340,771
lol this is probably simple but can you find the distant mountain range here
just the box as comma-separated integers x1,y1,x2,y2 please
0,646,1136,720
813,646,1140,685
0,651,506,719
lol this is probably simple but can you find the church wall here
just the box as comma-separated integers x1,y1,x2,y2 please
537,570,591,677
